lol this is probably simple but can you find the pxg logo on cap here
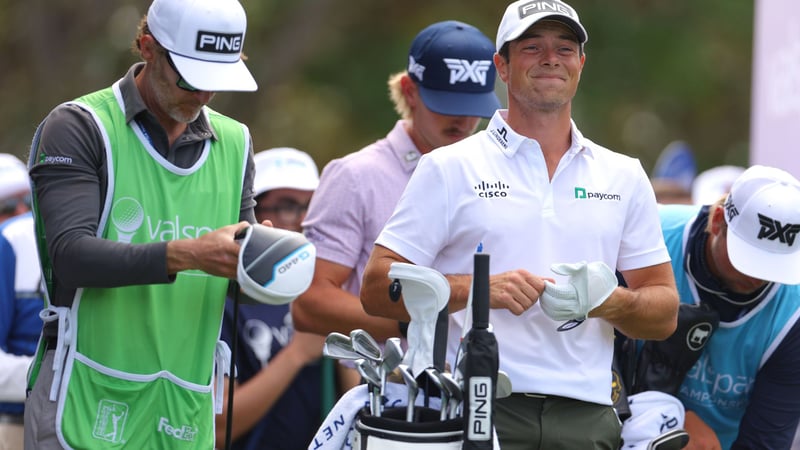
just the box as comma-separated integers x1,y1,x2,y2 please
196,31,243,54
723,165,800,285
406,20,500,118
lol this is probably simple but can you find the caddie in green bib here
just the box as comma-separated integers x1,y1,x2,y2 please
33,83,248,449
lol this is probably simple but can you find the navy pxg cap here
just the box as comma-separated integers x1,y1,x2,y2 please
407,21,501,118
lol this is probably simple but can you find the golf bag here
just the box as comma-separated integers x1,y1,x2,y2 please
352,254,500,450
616,302,720,449
630,302,720,395
353,406,463,450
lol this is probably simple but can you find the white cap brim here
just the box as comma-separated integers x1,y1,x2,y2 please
171,52,257,92
727,227,800,285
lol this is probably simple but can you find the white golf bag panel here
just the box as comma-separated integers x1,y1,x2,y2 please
353,406,463,450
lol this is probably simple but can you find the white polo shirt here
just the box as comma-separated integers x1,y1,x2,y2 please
377,110,669,404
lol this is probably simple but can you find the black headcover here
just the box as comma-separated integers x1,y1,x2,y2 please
632,303,720,395
462,253,498,450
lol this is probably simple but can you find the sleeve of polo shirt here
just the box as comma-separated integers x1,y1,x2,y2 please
302,158,366,268
617,162,670,271
376,154,448,267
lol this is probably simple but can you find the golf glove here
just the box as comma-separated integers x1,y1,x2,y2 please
539,261,617,321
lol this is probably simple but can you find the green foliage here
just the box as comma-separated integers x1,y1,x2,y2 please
1,0,754,173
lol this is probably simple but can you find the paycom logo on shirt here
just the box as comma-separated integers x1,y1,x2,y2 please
574,187,621,201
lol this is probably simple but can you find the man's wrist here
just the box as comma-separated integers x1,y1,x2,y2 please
398,321,408,338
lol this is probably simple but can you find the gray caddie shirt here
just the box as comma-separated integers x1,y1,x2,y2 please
29,63,256,326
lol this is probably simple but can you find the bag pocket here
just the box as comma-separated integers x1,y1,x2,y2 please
59,356,214,449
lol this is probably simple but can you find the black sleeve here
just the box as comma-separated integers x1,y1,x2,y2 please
240,138,256,224
30,104,171,294
732,319,800,449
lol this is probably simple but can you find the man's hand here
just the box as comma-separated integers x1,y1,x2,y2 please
539,261,617,321
487,269,547,315
683,411,721,450
167,221,252,279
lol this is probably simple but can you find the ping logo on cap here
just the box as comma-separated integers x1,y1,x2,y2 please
443,59,492,86
195,31,243,54
757,214,800,246
518,0,575,19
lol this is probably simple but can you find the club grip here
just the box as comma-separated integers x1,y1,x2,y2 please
472,253,490,329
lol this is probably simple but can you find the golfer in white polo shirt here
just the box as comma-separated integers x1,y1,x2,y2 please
361,1,679,448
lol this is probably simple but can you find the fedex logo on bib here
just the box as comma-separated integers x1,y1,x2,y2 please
158,417,197,442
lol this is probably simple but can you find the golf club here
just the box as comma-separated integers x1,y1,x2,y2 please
356,358,383,417
496,370,512,399
439,372,462,419
381,337,404,397
398,364,418,422
350,329,383,365
323,332,361,361
423,367,448,421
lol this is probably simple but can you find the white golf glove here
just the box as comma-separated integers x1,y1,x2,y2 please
539,261,617,321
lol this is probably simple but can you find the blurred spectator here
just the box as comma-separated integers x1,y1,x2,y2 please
651,140,697,194
641,166,800,449
0,153,42,450
293,20,499,391
651,178,693,205
691,165,746,205
216,147,331,449
252,147,319,232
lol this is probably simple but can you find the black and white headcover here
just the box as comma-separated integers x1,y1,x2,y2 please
236,224,316,305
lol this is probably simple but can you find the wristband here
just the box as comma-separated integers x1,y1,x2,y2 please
398,321,409,338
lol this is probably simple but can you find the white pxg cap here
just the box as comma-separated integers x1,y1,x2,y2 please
496,0,588,52
723,165,800,285
147,0,257,92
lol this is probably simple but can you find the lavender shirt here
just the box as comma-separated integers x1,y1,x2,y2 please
302,120,421,295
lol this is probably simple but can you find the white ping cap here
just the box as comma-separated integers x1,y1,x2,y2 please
147,0,257,92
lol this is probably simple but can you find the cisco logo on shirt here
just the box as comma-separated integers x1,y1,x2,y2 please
574,187,621,201
475,180,510,198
